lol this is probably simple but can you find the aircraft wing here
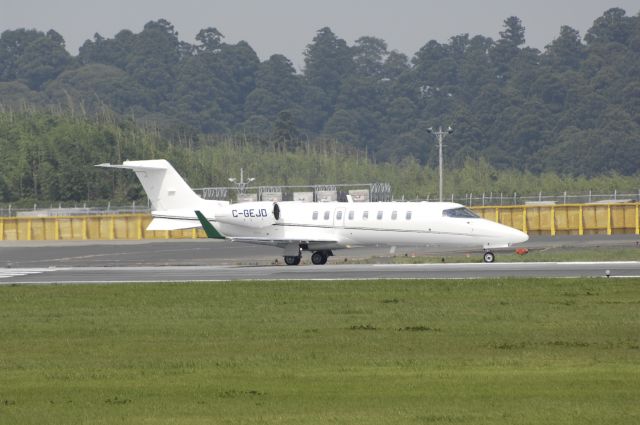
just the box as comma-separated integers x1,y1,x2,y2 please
226,236,339,247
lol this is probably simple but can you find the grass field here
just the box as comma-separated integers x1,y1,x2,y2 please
1,278,639,424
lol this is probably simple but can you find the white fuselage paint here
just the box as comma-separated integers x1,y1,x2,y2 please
193,200,528,251
98,160,528,256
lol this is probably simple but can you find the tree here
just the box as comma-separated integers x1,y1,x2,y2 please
45,64,149,114
303,27,353,105
382,50,409,79
0,29,43,81
245,54,302,119
0,81,44,108
173,55,227,132
272,111,299,150
14,30,72,89
125,19,181,106
323,109,362,146
457,35,494,100
585,8,632,45
212,41,260,125
352,36,388,77
195,27,224,53
544,26,585,70
500,16,526,47
78,30,135,69
491,16,526,77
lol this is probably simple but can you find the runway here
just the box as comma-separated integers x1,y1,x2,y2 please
1,234,638,267
1,261,639,284
0,235,638,284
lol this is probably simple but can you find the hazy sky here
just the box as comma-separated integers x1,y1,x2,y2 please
2,0,638,69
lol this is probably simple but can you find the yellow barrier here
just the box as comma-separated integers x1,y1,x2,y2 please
0,214,207,241
473,203,640,236
0,203,639,241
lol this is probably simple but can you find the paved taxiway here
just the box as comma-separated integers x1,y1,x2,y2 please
0,235,638,283
1,262,639,284
1,234,638,268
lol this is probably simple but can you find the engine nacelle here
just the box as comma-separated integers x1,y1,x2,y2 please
215,202,277,228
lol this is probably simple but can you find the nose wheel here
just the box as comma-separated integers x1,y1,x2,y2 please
483,251,496,263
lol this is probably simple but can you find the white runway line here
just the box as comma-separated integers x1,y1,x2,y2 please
0,268,54,280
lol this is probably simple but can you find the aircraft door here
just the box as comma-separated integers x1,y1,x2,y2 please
334,207,346,227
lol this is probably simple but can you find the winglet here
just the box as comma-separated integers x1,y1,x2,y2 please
195,211,225,239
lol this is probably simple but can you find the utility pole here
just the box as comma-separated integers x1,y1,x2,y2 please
228,168,255,195
427,126,453,202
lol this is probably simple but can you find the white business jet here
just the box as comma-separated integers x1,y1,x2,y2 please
97,159,528,265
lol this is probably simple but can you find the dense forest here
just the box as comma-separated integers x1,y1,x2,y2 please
1,111,638,204
0,7,639,203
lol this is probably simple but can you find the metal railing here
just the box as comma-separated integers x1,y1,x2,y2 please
412,191,640,206
194,182,393,203
2,190,638,217
0,202,151,217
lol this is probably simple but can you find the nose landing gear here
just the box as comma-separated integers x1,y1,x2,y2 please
483,251,496,263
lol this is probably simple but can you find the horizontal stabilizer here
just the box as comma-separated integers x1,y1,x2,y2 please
147,217,201,231
96,162,171,171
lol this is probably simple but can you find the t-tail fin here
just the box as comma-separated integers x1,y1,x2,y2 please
96,159,203,210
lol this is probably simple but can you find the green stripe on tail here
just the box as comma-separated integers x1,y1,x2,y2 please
195,211,225,239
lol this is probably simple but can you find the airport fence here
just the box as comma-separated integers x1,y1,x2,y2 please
421,190,640,206
0,202,638,241
1,191,639,217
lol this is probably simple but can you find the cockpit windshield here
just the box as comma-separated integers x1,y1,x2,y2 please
442,207,479,218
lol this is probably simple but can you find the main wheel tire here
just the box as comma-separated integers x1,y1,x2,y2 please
284,255,301,266
311,251,327,265
483,251,495,263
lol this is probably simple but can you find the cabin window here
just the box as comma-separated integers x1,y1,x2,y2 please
363,211,369,220
324,211,330,220
442,207,479,218
377,211,383,220
391,211,398,220
312,211,318,220
406,211,412,220
336,211,343,220
348,210,354,220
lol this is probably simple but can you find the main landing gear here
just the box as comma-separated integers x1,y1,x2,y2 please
311,251,330,265
284,255,301,266
483,250,496,263
283,250,333,266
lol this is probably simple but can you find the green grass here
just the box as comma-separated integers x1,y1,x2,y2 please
1,279,639,424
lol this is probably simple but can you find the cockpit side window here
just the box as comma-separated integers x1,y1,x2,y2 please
442,207,479,218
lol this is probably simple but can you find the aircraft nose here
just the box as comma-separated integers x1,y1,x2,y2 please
507,227,529,244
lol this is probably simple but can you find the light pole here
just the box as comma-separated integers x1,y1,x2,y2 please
427,126,453,202
228,168,255,195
